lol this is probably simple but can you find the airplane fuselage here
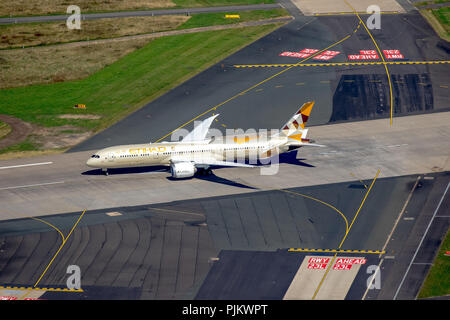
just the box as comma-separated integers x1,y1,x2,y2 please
85,101,321,177
86,136,290,169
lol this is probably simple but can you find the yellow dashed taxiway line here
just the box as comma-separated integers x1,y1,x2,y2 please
233,60,450,68
154,21,362,143
288,248,385,254
0,286,83,292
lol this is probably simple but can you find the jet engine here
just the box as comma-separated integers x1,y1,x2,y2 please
170,162,197,178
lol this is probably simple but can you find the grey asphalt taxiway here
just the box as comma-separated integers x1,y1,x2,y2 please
0,0,449,300
0,172,448,299
71,9,450,151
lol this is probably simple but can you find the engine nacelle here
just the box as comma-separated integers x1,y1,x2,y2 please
170,162,196,178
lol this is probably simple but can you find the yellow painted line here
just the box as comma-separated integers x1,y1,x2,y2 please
312,169,380,300
350,172,368,188
281,189,349,234
33,209,87,288
31,217,65,242
343,0,393,126
311,253,338,299
287,248,385,254
18,288,33,300
155,27,357,143
0,286,83,292
233,60,450,68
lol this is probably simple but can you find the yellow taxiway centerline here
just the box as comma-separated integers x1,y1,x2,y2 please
33,209,87,288
233,60,450,68
343,0,394,126
154,20,363,143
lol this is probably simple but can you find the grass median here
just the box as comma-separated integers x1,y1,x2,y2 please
177,8,288,29
0,9,288,50
418,229,450,298
0,23,284,154
420,6,450,42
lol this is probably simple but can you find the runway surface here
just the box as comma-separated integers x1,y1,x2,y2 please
0,0,449,300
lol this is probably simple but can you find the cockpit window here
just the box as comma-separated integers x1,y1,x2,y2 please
91,155,100,158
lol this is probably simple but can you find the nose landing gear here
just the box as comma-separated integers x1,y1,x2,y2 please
102,168,109,176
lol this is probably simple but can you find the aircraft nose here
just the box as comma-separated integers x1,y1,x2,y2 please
86,158,95,167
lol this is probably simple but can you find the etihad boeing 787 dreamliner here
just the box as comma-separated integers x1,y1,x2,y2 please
86,101,323,178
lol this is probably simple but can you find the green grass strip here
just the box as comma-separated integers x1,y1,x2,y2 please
418,229,450,298
0,24,282,136
178,8,289,29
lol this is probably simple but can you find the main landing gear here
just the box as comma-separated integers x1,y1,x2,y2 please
198,168,213,176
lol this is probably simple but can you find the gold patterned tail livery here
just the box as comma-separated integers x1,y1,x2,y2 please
280,101,314,142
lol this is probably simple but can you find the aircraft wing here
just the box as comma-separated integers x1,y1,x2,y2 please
171,157,255,168
181,114,219,142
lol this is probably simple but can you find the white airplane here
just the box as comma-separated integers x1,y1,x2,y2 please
86,101,323,178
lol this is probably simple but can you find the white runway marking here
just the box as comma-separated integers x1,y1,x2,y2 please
0,181,65,191
394,181,450,300
0,162,53,170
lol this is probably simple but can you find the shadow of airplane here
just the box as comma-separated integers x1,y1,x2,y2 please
82,165,168,176
81,150,314,190
279,149,316,168
191,172,258,190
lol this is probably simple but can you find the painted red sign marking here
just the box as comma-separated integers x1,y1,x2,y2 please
383,50,405,59
309,257,330,264
300,48,319,54
333,264,353,270
281,48,340,60
385,54,404,59
313,54,334,60
336,258,366,265
308,263,328,270
360,50,377,55
322,50,341,56
1,296,18,300
383,49,401,55
279,52,311,58
348,54,379,60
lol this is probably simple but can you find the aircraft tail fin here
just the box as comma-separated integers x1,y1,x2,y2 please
279,101,315,141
